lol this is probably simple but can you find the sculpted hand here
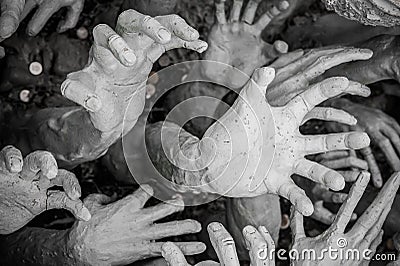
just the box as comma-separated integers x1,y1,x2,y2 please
201,0,289,89
305,150,368,225
291,171,400,265
161,222,275,266
0,0,25,57
61,10,207,134
0,146,90,235
329,99,400,187
200,67,370,216
68,185,205,265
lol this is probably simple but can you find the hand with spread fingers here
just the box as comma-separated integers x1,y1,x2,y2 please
0,145,90,235
161,222,275,266
291,171,400,265
61,9,207,135
198,67,371,216
68,185,205,265
201,0,289,89
301,150,368,225
329,99,400,187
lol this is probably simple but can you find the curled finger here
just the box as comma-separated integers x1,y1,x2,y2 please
47,191,91,221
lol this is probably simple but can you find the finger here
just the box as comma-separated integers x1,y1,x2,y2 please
93,24,137,67
116,9,171,44
290,206,305,241
258,226,276,253
148,220,202,240
20,151,58,181
61,75,102,112
338,170,363,182
57,0,84,33
140,197,184,222
161,242,189,265
278,180,313,216
301,107,357,126
49,169,81,200
242,0,262,24
215,0,227,24
26,1,61,36
362,203,391,247
312,184,348,203
0,145,23,173
381,125,400,157
315,151,350,161
47,191,91,221
0,0,25,40
254,0,289,31
368,230,383,255
149,242,206,257
207,222,240,266
329,171,370,233
311,201,337,225
113,184,153,211
320,156,368,170
229,0,243,23
353,172,400,234
160,38,208,54
360,147,382,188
243,67,276,98
20,0,37,21
156,14,200,41
243,225,273,266
264,40,289,61
269,49,305,69
375,133,400,171
285,77,370,122
294,158,345,191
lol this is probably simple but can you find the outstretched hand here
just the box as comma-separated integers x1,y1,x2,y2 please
201,66,370,216
201,0,289,89
68,185,205,265
291,171,400,265
0,146,90,235
162,222,276,266
61,9,207,134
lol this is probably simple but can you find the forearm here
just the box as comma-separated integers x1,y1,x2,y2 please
0,227,76,266
27,106,120,169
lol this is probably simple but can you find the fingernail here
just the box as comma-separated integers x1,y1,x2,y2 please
9,157,22,172
158,28,171,42
279,0,290,10
85,95,101,112
121,49,136,66
44,167,58,180
208,222,222,232
79,206,91,221
243,225,256,234
346,132,370,149
273,40,288,54
197,43,208,53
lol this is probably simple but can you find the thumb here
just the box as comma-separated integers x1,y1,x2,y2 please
47,191,91,221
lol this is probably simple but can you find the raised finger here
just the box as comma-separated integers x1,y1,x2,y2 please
161,242,189,265
353,172,400,234
329,171,370,233
50,169,81,200
229,0,243,23
254,0,289,32
360,147,382,188
215,0,227,24
116,9,171,44
301,107,357,126
21,151,58,181
207,222,240,266
26,1,61,36
47,191,91,221
242,0,262,24
243,225,273,266
0,145,23,173
0,0,25,40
